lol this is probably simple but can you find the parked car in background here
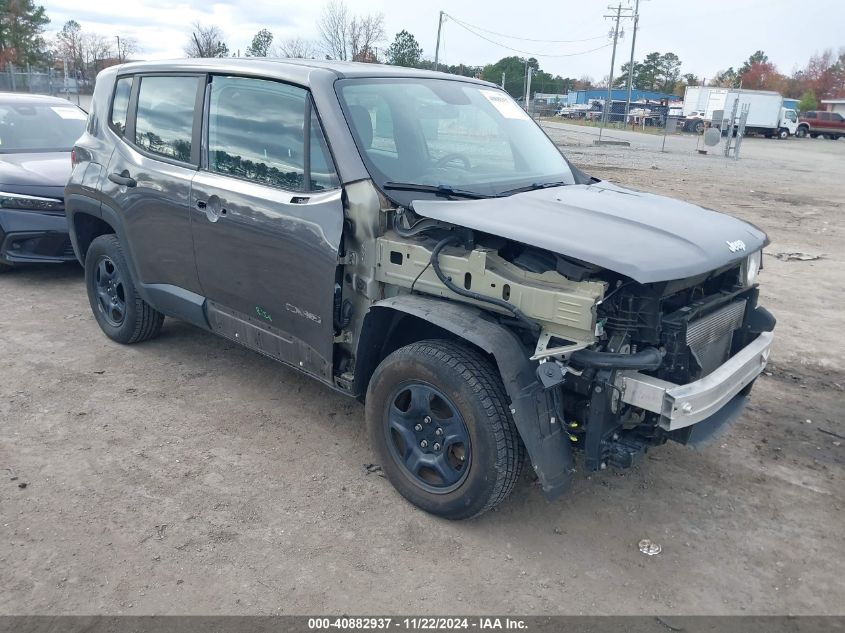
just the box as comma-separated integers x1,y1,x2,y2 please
0,93,87,272
682,110,707,133
795,111,845,139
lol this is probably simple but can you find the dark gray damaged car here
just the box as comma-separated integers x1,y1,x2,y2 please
66,59,775,519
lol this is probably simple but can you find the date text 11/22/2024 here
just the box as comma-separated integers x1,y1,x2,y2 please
307,617,528,630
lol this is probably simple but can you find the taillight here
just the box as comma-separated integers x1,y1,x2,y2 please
70,148,78,167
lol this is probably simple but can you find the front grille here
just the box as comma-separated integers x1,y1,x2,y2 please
686,299,746,375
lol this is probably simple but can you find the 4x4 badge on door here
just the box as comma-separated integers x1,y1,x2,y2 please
726,240,747,253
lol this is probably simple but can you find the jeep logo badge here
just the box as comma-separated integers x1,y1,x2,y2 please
726,239,747,253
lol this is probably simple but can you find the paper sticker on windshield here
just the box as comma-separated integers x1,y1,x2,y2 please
51,107,87,120
481,90,530,120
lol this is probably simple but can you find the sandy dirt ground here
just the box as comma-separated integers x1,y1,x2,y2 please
1,125,843,616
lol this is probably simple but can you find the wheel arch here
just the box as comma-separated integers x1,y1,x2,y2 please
68,208,115,264
355,293,575,499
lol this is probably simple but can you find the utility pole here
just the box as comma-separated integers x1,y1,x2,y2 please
434,11,445,71
501,72,505,90
116,35,121,63
599,3,624,142
525,66,533,113
623,0,640,127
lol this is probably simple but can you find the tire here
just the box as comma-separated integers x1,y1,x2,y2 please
0,262,11,273
795,127,808,138
778,129,789,139
693,121,705,134
365,339,524,520
85,234,164,344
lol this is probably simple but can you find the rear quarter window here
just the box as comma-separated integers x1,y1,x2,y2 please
109,76,133,136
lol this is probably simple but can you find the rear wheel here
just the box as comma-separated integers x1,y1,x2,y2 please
0,262,11,273
365,339,524,520
85,234,164,344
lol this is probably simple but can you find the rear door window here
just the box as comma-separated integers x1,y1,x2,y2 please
206,75,338,192
134,75,200,163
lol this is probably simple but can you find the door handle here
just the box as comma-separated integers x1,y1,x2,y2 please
197,195,227,222
108,171,136,187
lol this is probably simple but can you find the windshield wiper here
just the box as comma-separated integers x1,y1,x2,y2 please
381,182,493,199
497,181,569,197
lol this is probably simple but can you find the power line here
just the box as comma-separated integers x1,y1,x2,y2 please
447,18,613,59
446,14,608,44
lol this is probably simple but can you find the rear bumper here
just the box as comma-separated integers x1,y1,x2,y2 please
615,331,774,431
0,208,75,265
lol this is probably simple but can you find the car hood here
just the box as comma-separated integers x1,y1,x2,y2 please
0,152,71,198
410,181,768,284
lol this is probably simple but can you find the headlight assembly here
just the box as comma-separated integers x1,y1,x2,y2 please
0,191,63,212
740,250,762,287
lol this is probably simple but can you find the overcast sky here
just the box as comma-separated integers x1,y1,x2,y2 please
41,0,843,83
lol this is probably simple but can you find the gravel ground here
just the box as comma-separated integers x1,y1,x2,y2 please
1,124,843,616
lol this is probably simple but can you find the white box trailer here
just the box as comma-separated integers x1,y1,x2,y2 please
682,86,798,137
682,86,728,116
720,90,798,138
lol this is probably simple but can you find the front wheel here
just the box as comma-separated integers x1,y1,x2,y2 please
778,129,789,139
85,234,164,344
365,340,524,520
795,127,808,138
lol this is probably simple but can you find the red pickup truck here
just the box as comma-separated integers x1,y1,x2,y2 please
795,110,845,139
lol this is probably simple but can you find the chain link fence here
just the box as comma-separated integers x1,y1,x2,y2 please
0,63,88,106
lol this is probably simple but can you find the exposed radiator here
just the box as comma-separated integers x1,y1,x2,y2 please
686,299,747,376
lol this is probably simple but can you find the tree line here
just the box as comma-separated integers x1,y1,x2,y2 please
1,0,842,108
0,0,138,79
708,49,845,110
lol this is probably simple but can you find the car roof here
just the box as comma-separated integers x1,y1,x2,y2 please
116,57,495,87
0,92,85,107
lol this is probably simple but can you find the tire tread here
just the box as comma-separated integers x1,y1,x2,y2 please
87,234,163,344
379,339,524,519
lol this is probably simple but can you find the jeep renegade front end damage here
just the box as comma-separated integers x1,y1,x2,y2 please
66,60,775,519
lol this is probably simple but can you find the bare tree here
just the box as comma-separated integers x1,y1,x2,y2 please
84,33,112,72
184,22,229,58
116,36,140,63
54,20,85,73
317,0,384,62
272,37,318,59
317,0,349,60
349,13,384,62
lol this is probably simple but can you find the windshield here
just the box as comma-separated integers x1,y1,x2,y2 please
336,78,575,198
0,102,87,152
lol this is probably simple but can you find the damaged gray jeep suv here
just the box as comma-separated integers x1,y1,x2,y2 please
66,59,775,519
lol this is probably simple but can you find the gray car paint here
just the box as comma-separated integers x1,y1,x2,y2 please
190,172,344,380
411,180,768,284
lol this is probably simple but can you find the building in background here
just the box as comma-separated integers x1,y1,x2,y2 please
564,88,680,106
821,99,845,115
